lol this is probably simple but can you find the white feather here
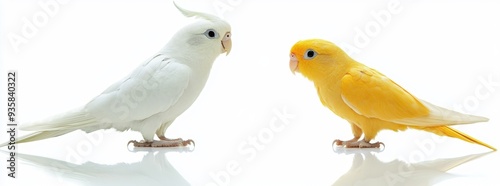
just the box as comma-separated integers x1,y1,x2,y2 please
391,99,489,126
173,1,221,21
85,54,191,123
20,107,97,131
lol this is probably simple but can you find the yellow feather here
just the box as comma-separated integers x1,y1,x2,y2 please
290,39,495,150
340,66,430,120
418,126,496,151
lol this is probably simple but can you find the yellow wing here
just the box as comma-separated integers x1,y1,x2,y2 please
340,66,489,126
340,66,430,121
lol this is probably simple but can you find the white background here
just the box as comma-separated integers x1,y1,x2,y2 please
1,0,499,185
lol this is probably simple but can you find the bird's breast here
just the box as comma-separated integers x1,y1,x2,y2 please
315,81,360,121
158,68,212,120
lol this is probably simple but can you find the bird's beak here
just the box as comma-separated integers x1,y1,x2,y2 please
221,32,232,56
289,53,299,75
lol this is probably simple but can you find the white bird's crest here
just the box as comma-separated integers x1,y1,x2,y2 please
174,1,221,22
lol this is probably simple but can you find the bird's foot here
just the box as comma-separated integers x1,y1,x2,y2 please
158,136,182,141
128,138,194,148
333,139,384,148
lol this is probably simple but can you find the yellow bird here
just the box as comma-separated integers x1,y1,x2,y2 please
289,39,496,150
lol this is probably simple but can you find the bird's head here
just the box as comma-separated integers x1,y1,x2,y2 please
289,39,349,81
180,19,231,56
160,2,232,69
163,2,231,62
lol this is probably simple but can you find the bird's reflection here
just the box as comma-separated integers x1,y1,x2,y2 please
9,148,192,186
332,148,491,186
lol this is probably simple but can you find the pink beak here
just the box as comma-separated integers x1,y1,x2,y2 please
289,53,299,74
221,32,232,55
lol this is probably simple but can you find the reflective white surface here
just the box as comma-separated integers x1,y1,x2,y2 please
1,0,499,185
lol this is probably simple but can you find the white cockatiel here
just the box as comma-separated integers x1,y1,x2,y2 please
0,3,232,148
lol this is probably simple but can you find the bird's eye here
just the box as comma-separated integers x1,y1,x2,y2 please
204,29,220,39
304,49,317,59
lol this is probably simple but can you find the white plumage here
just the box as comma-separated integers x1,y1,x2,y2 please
1,2,232,147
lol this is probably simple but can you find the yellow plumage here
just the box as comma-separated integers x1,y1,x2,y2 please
289,39,495,150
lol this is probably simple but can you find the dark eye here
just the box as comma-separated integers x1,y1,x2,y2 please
204,29,219,39
304,49,317,59
208,31,215,37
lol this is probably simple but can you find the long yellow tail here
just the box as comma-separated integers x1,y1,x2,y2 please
421,126,496,151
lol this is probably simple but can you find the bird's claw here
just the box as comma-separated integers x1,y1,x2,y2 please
182,139,195,147
333,139,345,146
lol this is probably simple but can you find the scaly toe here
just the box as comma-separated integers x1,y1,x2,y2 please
358,141,384,148
151,140,182,147
127,138,196,148
159,136,182,141
127,140,153,147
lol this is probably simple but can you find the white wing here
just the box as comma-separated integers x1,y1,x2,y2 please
86,54,191,124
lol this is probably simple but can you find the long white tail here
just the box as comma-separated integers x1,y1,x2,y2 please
0,108,98,147
0,130,74,147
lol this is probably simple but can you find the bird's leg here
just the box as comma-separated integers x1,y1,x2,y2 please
127,121,194,147
333,122,363,147
127,133,194,148
352,132,385,148
332,122,384,148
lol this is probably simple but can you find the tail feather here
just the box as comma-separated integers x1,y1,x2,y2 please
393,99,489,127
1,108,99,147
422,126,496,151
21,108,97,131
0,130,73,147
